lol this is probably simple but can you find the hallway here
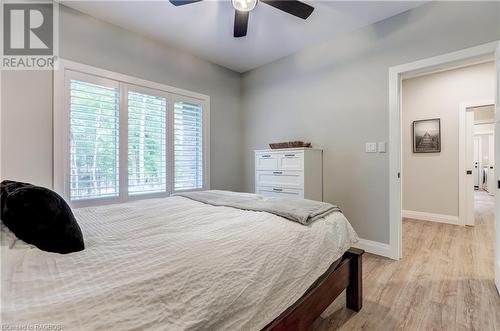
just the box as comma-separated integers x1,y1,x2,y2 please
312,191,499,331
474,190,494,227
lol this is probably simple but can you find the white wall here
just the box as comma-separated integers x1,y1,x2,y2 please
241,2,500,244
402,62,495,217
1,5,244,191
1,71,54,188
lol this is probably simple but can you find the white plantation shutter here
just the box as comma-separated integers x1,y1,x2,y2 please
69,79,120,201
58,64,209,205
127,91,167,195
174,101,204,191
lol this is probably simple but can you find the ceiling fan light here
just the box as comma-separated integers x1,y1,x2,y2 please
232,0,257,12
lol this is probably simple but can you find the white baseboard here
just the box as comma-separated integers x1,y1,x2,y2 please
402,210,459,225
353,238,394,259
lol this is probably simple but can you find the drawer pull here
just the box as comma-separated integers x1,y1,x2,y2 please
273,188,283,192
273,171,282,175
284,154,295,157
261,154,271,158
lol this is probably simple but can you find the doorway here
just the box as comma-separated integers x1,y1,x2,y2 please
389,40,500,294
401,63,494,229
462,103,495,226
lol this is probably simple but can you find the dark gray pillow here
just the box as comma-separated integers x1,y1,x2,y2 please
0,180,85,254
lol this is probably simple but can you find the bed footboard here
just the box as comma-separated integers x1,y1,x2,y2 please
263,247,364,331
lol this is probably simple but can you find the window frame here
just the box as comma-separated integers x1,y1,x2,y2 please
54,59,210,207
172,94,209,193
66,72,121,202
123,83,171,201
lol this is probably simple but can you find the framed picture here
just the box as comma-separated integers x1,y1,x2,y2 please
413,118,441,153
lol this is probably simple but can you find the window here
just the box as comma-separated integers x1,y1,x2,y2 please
174,101,203,191
55,61,209,205
128,91,167,195
69,79,120,201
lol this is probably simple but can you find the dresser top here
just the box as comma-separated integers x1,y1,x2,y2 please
254,147,322,153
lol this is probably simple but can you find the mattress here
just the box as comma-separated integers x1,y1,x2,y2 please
1,195,358,331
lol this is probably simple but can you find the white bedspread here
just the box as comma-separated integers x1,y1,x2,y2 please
1,195,358,331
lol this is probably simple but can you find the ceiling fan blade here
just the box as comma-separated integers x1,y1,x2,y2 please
169,0,203,6
260,0,314,19
234,10,249,38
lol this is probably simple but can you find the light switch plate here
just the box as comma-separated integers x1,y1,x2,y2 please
365,142,377,153
378,142,386,153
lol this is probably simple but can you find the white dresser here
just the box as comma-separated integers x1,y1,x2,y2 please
254,148,323,201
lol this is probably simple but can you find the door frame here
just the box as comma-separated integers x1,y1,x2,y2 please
388,41,499,260
459,100,495,225
494,42,500,294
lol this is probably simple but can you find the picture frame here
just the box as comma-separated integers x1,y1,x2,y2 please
412,118,441,153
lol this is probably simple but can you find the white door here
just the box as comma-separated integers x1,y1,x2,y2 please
473,137,480,188
494,41,500,294
488,134,495,195
465,110,475,225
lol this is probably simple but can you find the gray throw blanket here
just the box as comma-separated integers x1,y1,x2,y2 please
175,190,341,225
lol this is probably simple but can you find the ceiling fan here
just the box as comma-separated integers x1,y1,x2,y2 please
169,0,315,38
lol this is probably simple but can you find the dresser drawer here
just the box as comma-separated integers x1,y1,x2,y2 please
255,153,279,171
278,152,303,171
255,171,303,189
254,148,322,201
256,186,304,198
256,151,304,171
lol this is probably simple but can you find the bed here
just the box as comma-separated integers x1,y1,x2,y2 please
1,192,362,331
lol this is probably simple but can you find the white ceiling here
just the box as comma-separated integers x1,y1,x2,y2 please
63,1,425,73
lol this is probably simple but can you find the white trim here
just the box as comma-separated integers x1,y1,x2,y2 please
494,42,500,295
171,94,211,193
389,41,499,260
394,42,497,80
122,83,172,202
119,82,129,203
401,57,493,81
353,238,394,259
388,66,402,261
54,59,211,206
402,210,459,225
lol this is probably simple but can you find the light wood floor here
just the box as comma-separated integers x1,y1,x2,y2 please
311,191,500,331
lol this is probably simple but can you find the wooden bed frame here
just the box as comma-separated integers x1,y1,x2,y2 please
262,247,364,331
